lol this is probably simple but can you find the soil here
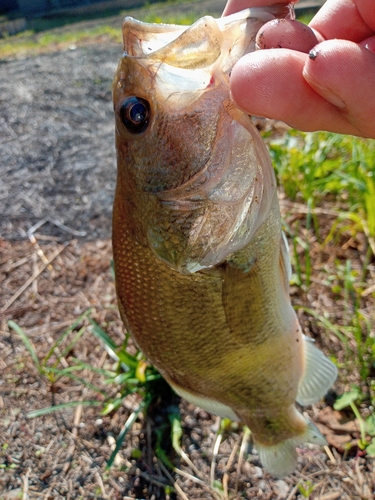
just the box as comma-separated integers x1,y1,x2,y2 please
0,43,118,242
1,2,375,499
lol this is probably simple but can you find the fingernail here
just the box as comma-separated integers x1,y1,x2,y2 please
324,91,346,109
306,79,346,109
360,36,375,54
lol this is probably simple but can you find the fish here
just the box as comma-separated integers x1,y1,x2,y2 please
112,5,337,478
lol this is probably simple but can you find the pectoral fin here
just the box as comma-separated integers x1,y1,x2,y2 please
296,335,337,406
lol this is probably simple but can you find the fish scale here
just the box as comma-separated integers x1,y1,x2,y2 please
112,5,337,477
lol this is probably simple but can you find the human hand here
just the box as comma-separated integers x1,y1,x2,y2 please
224,0,375,138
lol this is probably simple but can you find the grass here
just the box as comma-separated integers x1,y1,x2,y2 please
8,312,223,498
270,132,375,226
0,0,202,60
268,130,375,409
0,25,122,60
8,311,169,470
141,12,197,25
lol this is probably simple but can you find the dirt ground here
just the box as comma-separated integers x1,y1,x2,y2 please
1,233,375,500
1,3,375,500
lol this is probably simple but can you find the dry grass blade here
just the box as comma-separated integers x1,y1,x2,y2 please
361,219,375,257
177,444,205,480
362,282,375,297
21,467,31,500
324,445,337,465
319,492,342,500
124,459,168,488
210,429,223,489
28,231,55,275
94,471,109,500
62,404,83,475
280,199,341,217
46,217,87,237
222,441,239,500
174,468,222,500
158,460,190,500
286,483,299,500
235,426,251,495
1,243,68,312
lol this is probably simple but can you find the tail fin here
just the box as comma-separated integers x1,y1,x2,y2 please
255,420,325,478
296,335,337,406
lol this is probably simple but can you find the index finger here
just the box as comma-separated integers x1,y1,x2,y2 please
310,0,375,42
222,0,297,16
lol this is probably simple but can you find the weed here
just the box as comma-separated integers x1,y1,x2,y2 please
270,130,375,399
334,388,375,456
270,131,375,239
9,310,93,384
8,312,166,469
298,480,316,499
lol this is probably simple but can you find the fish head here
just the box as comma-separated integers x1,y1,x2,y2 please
113,6,292,273
113,15,225,197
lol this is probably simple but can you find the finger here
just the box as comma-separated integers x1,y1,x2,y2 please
303,39,375,138
360,35,375,53
222,0,297,16
230,48,361,136
256,19,318,52
310,0,375,42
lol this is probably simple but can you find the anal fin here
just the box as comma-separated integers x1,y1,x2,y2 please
296,335,337,406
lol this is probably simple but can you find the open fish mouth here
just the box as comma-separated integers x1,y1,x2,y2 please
120,5,294,97
122,5,294,62
113,5,294,273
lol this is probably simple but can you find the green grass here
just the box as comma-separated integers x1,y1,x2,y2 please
270,132,375,224
0,0,202,60
141,12,197,25
268,130,375,408
8,312,169,468
0,25,122,59
296,11,316,24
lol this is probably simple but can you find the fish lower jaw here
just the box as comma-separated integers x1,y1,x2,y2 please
254,420,326,478
168,379,326,478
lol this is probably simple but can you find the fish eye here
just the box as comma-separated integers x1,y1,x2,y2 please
120,96,150,134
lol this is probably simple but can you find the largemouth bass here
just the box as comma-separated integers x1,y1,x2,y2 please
112,4,337,478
